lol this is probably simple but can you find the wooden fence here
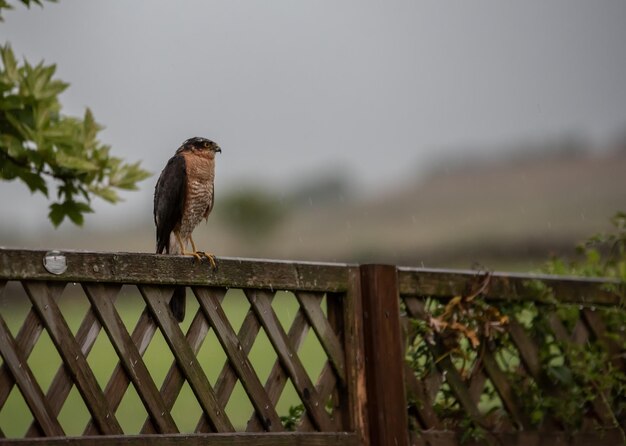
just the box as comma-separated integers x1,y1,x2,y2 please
0,248,624,445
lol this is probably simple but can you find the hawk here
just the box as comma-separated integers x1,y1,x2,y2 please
154,136,221,322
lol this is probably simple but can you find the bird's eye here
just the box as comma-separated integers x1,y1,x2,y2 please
203,141,210,148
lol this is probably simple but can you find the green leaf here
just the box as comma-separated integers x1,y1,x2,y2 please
82,108,101,144
56,151,99,172
0,44,18,82
48,202,65,227
90,186,119,203
18,169,48,195
48,200,92,227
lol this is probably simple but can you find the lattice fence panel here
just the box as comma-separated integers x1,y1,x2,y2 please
0,279,348,438
400,288,626,442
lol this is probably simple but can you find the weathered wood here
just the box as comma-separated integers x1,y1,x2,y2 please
0,285,53,412
0,432,358,446
398,267,624,306
196,292,276,433
297,361,339,432
401,297,446,432
342,267,369,445
85,305,158,435
26,284,116,437
325,292,346,431
143,307,211,434
0,249,350,293
84,283,178,434
359,265,409,446
23,281,123,435
0,312,64,437
206,293,272,433
403,362,441,429
480,347,532,430
295,292,346,385
466,367,487,405
193,286,283,432
139,285,234,432
245,289,334,431
3,249,622,305
0,282,63,414
506,320,543,381
245,301,310,432
415,429,626,445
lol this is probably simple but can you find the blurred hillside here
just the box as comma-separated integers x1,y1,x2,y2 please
2,142,625,272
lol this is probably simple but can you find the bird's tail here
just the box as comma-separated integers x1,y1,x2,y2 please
170,286,186,322
159,232,185,322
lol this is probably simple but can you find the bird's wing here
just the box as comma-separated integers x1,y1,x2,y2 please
154,154,186,254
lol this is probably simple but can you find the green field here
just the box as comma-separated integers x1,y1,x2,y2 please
0,285,327,436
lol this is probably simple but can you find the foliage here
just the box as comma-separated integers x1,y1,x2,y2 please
0,0,55,22
405,212,626,441
543,211,626,281
280,403,305,431
0,44,150,226
216,188,287,240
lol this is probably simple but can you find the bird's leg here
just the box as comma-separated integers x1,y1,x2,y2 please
189,235,217,269
176,233,202,262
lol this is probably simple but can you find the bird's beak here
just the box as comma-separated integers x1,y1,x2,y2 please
215,147,222,153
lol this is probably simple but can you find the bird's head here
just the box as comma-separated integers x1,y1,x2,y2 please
176,137,222,156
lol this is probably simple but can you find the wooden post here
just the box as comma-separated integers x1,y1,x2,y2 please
359,265,409,446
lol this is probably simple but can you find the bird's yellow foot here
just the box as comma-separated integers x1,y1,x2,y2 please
182,250,203,263
199,252,217,270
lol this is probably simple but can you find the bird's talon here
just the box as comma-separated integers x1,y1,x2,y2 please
202,252,217,270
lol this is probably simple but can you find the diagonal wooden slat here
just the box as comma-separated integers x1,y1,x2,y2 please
0,282,63,413
245,289,334,431
582,308,625,369
84,283,178,434
480,347,532,429
138,285,234,432
23,281,123,435
246,303,311,432
506,319,543,381
570,317,590,345
298,361,340,432
295,292,346,385
197,292,274,433
84,304,158,435
143,305,213,434
0,311,64,437
403,297,487,430
26,284,120,437
403,362,442,430
0,309,44,408
467,365,487,405
193,287,283,432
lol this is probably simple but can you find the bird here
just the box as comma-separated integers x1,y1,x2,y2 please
154,136,221,322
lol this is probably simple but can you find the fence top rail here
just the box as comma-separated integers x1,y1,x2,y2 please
0,248,352,293
1,248,622,305
398,266,624,306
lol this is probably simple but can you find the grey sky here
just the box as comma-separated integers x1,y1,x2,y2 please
2,1,626,231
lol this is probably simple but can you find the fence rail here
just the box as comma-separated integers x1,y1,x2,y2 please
0,248,624,446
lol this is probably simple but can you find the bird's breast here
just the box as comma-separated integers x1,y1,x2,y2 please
180,153,215,237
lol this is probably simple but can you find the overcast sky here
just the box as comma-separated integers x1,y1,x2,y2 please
2,1,626,232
